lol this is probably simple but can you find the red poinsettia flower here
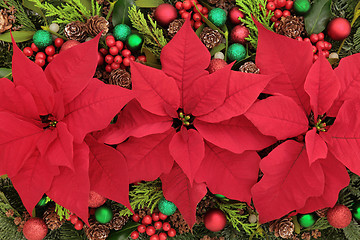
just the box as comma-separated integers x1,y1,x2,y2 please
0,34,133,223
100,17,276,227
244,21,351,223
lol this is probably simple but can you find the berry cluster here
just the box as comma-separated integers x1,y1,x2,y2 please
102,35,146,73
266,0,294,28
22,38,64,67
175,0,209,29
130,212,176,240
68,214,84,231
295,33,332,62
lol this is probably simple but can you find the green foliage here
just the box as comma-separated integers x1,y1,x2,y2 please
0,0,36,31
236,0,274,48
344,220,360,240
304,0,332,34
54,203,70,221
58,221,87,240
302,217,332,232
128,5,167,57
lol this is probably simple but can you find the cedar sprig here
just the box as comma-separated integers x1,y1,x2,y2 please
0,0,36,31
43,196,70,221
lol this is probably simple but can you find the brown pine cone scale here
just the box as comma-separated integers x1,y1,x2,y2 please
275,16,305,39
65,21,87,42
200,27,222,50
86,16,109,36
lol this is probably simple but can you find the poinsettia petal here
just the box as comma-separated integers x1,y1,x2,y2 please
86,135,132,212
160,163,207,228
46,142,90,225
131,61,180,116
45,34,101,105
255,20,313,113
305,128,328,166
198,72,274,123
195,116,276,154
12,37,54,115
298,153,349,214
304,54,340,117
99,100,172,144
117,130,175,183
169,128,204,185
11,150,59,215
0,112,43,177
160,17,210,106
252,140,325,223
184,64,232,116
245,96,308,140
323,100,360,175
64,78,133,143
196,142,260,204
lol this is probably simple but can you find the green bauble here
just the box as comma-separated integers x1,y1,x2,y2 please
352,201,360,221
33,30,53,49
294,0,311,15
208,8,227,27
95,206,113,224
113,24,132,42
158,197,177,216
214,194,226,199
298,213,317,228
126,33,143,51
37,196,47,207
227,43,246,61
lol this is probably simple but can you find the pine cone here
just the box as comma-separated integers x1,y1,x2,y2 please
6,209,14,217
106,213,128,231
239,62,260,74
43,205,65,230
86,16,109,36
315,208,329,218
276,16,305,39
301,232,311,240
200,27,222,49
269,217,294,239
208,0,220,4
138,208,152,218
168,19,185,38
0,9,13,34
65,21,87,42
311,229,321,239
109,69,132,89
84,218,110,240
196,195,216,224
170,211,191,234
216,0,235,13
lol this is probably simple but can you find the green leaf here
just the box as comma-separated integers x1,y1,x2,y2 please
304,0,332,34
142,47,158,64
107,222,140,240
112,0,135,26
210,43,225,56
22,0,46,20
79,0,92,12
196,23,205,37
0,31,35,43
135,0,163,8
0,68,12,80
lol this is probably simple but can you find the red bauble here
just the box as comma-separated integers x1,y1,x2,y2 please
327,17,351,41
228,7,245,25
327,204,352,229
230,25,249,44
23,218,48,240
88,191,106,208
204,209,227,232
154,3,178,27
60,40,80,52
207,59,227,74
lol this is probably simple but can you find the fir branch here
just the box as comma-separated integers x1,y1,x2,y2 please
0,0,36,31
58,221,87,240
302,217,332,232
55,203,70,221
344,220,360,240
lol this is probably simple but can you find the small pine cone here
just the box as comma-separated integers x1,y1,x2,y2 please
170,211,191,234
315,208,329,218
239,62,260,74
86,15,109,36
84,218,110,240
270,217,294,239
106,213,128,231
109,69,131,89
196,195,216,224
6,209,14,217
200,27,222,49
168,19,185,38
138,208,152,218
43,205,65,230
14,217,22,225
65,21,87,42
276,16,305,39
216,0,235,13
301,232,311,240
0,9,13,34
311,229,321,239
207,0,219,4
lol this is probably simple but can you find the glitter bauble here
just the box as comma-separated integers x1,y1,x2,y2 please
59,40,80,52
230,25,249,44
23,218,48,240
207,59,227,73
154,3,178,27
88,191,107,208
327,204,352,229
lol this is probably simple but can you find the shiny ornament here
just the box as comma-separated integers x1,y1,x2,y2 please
227,43,246,61
37,196,47,206
207,59,227,74
214,194,226,198
230,25,249,44
204,208,227,232
95,206,113,224
126,33,144,51
23,218,48,240
228,7,244,25
293,0,311,15
154,3,178,27
329,52,339,59
214,52,225,60
248,214,257,223
208,8,227,27
352,201,360,221
88,191,106,208
113,24,131,42
327,204,352,228
33,30,53,49
49,23,59,33
59,40,80,52
327,18,351,41
158,198,177,216
298,213,317,228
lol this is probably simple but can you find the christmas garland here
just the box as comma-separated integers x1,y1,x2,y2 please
0,0,360,240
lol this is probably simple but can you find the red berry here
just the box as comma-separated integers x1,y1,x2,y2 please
111,62,120,69
122,49,131,58
74,220,83,230
274,9,282,18
131,231,139,239
99,48,108,55
152,212,160,221
190,20,195,27
313,54,319,62
312,45,317,53
203,14,208,19
70,215,78,224
137,224,146,233
47,56,54,63
142,215,152,225
194,4,203,13
35,52,46,59
146,226,156,236
54,38,64,48
190,0,197,7
159,212,168,220
154,221,162,230
324,41,332,50
150,235,160,240
109,46,119,55
179,9,186,14
123,57,131,67
270,16,277,22
266,2,276,11
105,55,114,64
193,13,201,21
194,21,202,29
105,64,112,72
115,41,124,51
310,33,319,43
303,38,311,43
175,1,183,10
295,36,303,41
106,38,116,47
31,43,39,52
130,55,135,61
274,21,280,28
162,222,171,231
114,55,122,64
138,55,147,62
132,214,140,222
23,47,33,57
35,58,45,67
159,232,167,240
45,45,55,56
324,50,329,58
285,0,294,10
182,0,191,10
167,228,176,237
181,12,190,19
316,40,325,50
89,208,96,215
201,7,208,15
317,32,324,41
277,0,286,8
282,10,291,17
106,35,115,41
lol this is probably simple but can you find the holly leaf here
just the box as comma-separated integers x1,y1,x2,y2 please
0,31,35,42
107,222,140,240
304,0,332,35
112,0,135,26
134,0,163,8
